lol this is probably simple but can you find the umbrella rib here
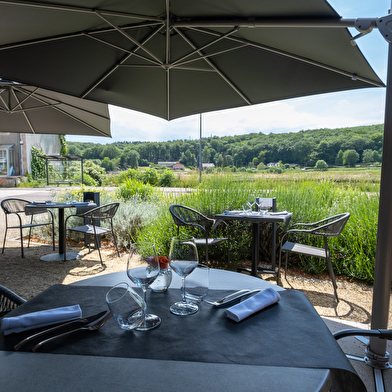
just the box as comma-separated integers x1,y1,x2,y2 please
94,10,163,65
81,26,164,99
174,27,251,105
8,84,109,136
10,86,40,112
173,45,248,68
165,0,170,120
189,26,384,88
171,27,240,67
12,91,36,133
84,33,162,67
28,92,109,136
0,1,163,22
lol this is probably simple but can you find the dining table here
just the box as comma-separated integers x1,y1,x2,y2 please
26,201,96,262
0,269,365,392
214,211,292,277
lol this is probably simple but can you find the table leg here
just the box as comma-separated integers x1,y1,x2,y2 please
40,207,82,262
58,208,65,254
251,222,260,276
271,222,277,272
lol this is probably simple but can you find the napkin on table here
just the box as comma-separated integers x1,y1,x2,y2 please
1,305,82,335
268,211,288,215
226,288,281,322
223,210,243,215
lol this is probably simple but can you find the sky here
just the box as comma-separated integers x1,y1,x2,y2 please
66,0,389,145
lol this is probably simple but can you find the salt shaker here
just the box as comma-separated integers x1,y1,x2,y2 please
151,256,172,292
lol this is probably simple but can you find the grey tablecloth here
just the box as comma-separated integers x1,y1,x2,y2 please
0,284,365,392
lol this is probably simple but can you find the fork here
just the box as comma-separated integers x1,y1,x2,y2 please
204,289,255,306
31,311,112,352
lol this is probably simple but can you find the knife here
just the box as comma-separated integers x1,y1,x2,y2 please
14,310,107,351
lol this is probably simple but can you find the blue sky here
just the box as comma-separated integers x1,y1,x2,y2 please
66,0,389,145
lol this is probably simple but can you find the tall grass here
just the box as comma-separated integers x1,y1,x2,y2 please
47,172,379,283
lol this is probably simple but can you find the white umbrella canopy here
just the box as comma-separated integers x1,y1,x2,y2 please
0,80,111,137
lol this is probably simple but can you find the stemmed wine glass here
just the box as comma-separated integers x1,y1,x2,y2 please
169,236,199,315
127,242,161,330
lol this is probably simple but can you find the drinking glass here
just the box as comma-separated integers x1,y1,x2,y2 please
247,200,256,211
127,242,161,330
185,263,210,305
255,198,268,215
106,282,146,331
169,236,199,315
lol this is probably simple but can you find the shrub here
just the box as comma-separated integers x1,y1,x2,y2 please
83,160,106,186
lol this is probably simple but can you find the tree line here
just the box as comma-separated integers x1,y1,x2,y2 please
67,124,383,171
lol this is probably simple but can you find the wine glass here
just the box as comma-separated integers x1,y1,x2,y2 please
185,263,210,305
127,242,161,330
169,236,199,315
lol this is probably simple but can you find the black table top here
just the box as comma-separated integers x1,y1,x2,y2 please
0,284,365,391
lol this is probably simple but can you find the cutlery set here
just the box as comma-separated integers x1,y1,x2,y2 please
14,310,111,352
204,289,262,307
11,289,261,351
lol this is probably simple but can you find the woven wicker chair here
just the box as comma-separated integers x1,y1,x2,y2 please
169,205,230,266
1,198,55,258
65,202,120,265
278,212,350,302
0,285,26,317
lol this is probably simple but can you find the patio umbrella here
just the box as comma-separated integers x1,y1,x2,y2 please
0,0,391,376
0,80,111,137
0,1,383,121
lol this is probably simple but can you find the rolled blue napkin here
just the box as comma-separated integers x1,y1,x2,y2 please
226,288,281,322
1,305,82,335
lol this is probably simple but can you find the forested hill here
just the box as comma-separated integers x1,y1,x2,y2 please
67,124,383,169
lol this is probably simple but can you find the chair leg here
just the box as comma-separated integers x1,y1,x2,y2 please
284,253,289,280
110,221,119,257
51,219,55,251
19,225,24,258
227,239,230,269
2,227,7,254
324,238,339,302
94,234,104,267
27,216,33,249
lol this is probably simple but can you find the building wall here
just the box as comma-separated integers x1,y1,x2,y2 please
0,133,61,185
20,134,61,176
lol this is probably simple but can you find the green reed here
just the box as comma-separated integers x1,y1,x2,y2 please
48,172,379,283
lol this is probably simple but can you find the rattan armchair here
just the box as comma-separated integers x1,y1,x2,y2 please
64,202,120,265
169,205,230,266
278,212,350,302
1,198,55,258
0,285,26,317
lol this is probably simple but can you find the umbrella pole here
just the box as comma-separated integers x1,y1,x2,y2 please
199,113,202,184
367,13,392,369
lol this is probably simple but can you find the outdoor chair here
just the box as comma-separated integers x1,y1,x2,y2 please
0,284,26,317
1,198,55,258
64,202,120,265
278,212,351,302
169,205,230,266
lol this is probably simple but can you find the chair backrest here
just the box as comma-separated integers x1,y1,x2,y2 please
313,213,351,237
84,202,120,220
255,197,277,212
1,198,30,214
169,205,212,229
0,285,26,317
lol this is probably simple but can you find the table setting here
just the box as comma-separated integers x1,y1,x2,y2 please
0,235,366,391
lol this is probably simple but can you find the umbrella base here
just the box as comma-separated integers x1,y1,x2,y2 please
40,252,82,262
